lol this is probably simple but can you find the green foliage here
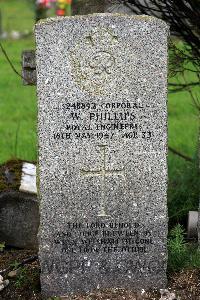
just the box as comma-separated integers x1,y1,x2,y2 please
0,242,5,252
168,224,188,272
168,155,199,227
168,43,199,227
0,0,35,32
9,260,20,270
187,244,200,268
168,224,200,273
0,38,37,164
14,266,40,291
14,267,28,288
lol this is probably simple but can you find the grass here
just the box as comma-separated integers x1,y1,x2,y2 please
0,0,199,225
0,0,35,33
168,224,200,273
0,38,37,163
167,45,199,225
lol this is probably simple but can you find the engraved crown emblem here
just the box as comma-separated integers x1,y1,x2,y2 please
70,27,119,95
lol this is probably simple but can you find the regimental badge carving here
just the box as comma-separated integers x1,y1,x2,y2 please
70,28,119,95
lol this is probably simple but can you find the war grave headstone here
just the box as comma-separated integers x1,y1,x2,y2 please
35,14,169,297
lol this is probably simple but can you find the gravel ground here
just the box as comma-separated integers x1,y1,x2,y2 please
0,249,199,300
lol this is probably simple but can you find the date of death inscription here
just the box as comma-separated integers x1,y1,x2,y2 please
52,101,156,141
53,221,154,254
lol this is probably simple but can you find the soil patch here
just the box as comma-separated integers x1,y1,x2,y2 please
0,249,199,300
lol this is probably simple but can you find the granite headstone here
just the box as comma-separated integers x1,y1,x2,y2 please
35,14,169,297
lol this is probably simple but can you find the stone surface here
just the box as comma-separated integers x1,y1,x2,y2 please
0,275,9,292
159,289,177,300
35,14,169,297
0,191,39,249
187,211,198,239
8,270,18,278
22,50,37,86
0,275,4,292
19,162,37,194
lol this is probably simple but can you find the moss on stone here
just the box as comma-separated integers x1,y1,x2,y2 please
0,160,23,192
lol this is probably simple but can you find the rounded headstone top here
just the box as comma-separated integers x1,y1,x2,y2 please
35,13,169,31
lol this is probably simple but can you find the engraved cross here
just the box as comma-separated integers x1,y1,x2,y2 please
80,145,125,217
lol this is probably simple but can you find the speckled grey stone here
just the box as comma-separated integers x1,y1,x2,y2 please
35,14,169,297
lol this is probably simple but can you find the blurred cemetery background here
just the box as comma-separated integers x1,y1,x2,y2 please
0,0,199,229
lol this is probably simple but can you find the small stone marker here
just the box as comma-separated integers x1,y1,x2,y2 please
36,14,169,297
19,162,37,194
0,191,39,249
187,211,198,239
0,161,38,249
22,50,36,85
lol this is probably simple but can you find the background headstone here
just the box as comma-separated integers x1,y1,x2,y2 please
187,211,198,239
0,191,38,249
19,162,37,194
22,50,37,86
0,161,38,249
36,14,169,297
